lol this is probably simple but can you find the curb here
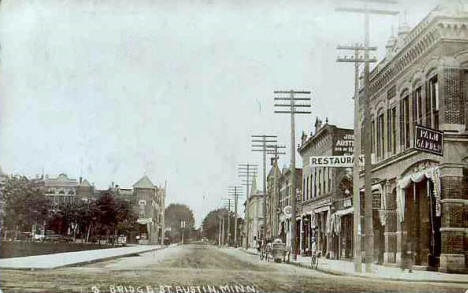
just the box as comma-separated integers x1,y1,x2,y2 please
238,248,468,285
0,246,167,271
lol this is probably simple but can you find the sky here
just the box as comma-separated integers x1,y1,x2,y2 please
0,0,440,226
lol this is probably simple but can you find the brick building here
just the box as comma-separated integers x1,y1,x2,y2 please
265,162,281,241
133,175,166,245
277,166,302,252
298,118,354,259
358,2,468,272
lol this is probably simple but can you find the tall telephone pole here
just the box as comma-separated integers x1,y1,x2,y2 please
238,163,258,248
337,44,377,272
274,90,311,260
228,185,242,247
336,0,398,273
251,135,278,243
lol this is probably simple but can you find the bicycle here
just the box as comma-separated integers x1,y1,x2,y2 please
310,251,321,269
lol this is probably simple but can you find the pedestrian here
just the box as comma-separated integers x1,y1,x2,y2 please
401,241,415,273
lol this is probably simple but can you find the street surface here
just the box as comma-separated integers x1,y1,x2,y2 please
0,244,466,293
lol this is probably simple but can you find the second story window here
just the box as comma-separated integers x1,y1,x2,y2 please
371,119,375,155
377,112,384,159
427,76,439,129
413,87,423,127
400,94,410,150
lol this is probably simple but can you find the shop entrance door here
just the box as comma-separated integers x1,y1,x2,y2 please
404,180,441,267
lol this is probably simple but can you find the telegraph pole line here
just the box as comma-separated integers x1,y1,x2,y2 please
238,163,258,248
228,185,243,247
274,90,311,260
251,135,278,243
336,0,398,273
337,43,377,273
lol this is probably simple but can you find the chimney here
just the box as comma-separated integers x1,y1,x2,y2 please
79,177,83,184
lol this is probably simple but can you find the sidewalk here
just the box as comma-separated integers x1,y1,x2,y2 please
240,248,468,284
0,245,162,270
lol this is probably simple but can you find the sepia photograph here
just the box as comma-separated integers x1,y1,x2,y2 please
0,0,468,292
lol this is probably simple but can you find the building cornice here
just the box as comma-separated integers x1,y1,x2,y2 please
369,14,468,98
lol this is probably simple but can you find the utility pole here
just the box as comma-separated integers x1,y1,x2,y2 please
221,213,225,246
238,163,258,248
337,44,377,272
180,220,186,245
223,198,232,246
251,135,278,244
266,144,286,239
274,90,311,260
218,215,222,247
336,0,398,273
228,185,243,247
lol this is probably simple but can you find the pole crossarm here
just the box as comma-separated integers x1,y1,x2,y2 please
274,111,311,114
336,57,377,63
274,104,311,107
274,97,310,101
353,0,399,3
335,7,399,15
337,45,377,50
273,90,310,94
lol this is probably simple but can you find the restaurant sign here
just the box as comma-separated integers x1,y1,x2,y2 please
309,155,364,167
414,125,443,156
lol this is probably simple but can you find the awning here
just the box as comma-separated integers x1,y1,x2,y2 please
314,206,330,213
334,207,354,216
360,183,386,210
396,167,441,222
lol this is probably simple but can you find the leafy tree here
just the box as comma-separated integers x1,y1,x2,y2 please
2,175,51,237
164,203,195,242
114,199,138,236
201,208,228,243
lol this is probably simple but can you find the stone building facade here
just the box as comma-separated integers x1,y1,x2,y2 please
358,3,468,273
298,119,354,258
243,175,264,249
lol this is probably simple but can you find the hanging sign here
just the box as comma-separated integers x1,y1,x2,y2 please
414,125,443,156
309,155,364,167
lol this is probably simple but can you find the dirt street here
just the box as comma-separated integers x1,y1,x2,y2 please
0,244,466,293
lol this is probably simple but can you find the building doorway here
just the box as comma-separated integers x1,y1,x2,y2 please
403,179,441,268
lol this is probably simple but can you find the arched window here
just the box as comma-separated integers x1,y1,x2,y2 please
427,75,439,129
377,109,385,159
400,89,410,150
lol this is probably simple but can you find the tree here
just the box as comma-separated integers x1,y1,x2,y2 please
202,208,228,243
164,203,195,242
2,175,51,238
114,199,138,236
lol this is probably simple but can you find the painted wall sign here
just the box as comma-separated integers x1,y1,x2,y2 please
334,133,354,155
